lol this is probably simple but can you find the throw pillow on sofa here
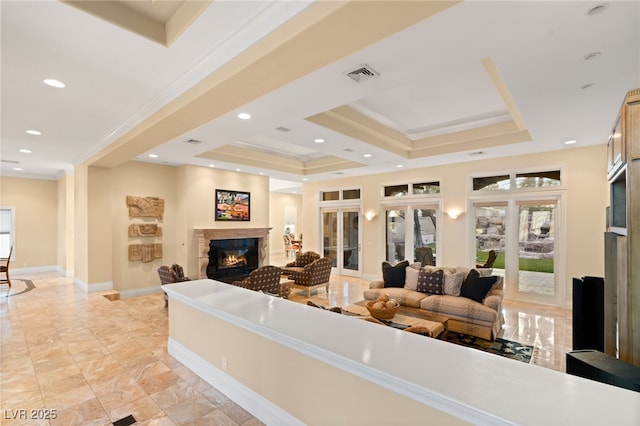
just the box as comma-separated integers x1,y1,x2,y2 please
382,260,410,288
405,266,420,290
460,269,498,303
416,268,444,295
443,270,465,296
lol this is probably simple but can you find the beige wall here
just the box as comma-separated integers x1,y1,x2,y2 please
302,145,608,307
0,176,58,269
268,192,303,258
106,162,177,293
176,165,271,279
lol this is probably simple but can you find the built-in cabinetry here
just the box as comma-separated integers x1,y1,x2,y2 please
604,88,640,366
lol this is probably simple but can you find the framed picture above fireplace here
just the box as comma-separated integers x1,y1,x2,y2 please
215,189,250,221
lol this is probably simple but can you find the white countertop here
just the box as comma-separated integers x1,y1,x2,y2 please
165,279,640,425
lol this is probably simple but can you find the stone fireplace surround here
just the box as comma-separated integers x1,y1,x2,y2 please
195,228,271,279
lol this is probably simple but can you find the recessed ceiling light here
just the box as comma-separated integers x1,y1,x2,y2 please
314,138,325,143
564,139,577,145
237,113,251,120
148,154,158,158
396,164,404,168
302,178,308,181
587,3,609,16
235,168,241,172
581,83,596,90
19,149,32,154
13,167,23,171
583,52,602,61
208,164,215,168
259,172,264,175
26,129,41,135
363,153,373,158
43,78,65,88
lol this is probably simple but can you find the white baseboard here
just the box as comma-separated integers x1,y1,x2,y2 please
119,285,163,299
168,338,303,426
11,265,58,275
74,278,113,293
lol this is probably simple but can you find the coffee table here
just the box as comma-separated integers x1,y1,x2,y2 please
344,300,450,340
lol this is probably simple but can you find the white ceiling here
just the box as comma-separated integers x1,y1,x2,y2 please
2,1,639,194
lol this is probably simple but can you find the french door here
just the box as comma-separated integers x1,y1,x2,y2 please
321,207,361,277
472,196,562,305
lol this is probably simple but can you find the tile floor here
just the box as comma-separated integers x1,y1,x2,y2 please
1,266,572,425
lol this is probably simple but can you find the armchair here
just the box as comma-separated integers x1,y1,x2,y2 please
281,251,320,277
476,250,498,269
157,264,191,307
289,257,332,297
232,265,287,297
415,246,435,266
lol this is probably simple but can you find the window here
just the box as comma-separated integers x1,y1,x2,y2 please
412,182,440,195
343,189,361,200
473,175,510,191
384,185,408,197
384,181,440,198
473,170,561,192
0,208,15,259
320,189,361,201
515,171,561,188
321,191,339,201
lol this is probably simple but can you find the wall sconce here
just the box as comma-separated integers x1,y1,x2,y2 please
447,209,463,219
364,211,377,221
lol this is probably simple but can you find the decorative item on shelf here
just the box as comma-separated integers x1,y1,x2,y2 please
128,223,162,237
366,293,399,320
128,243,163,262
126,196,165,220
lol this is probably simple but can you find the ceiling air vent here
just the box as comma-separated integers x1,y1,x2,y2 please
275,126,291,132
346,64,379,82
184,138,203,145
1,159,19,164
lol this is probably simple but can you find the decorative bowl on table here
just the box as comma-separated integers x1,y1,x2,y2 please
366,299,399,320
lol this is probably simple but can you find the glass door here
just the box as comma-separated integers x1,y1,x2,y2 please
474,203,507,279
515,200,557,303
472,198,561,305
322,208,361,276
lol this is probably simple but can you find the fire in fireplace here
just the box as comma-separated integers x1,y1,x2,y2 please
207,238,259,283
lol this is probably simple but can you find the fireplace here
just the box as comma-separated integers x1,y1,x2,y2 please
194,227,272,280
207,238,259,283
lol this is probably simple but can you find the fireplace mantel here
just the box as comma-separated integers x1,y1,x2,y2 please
195,228,272,279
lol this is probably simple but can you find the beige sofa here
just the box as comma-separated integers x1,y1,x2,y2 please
365,266,504,340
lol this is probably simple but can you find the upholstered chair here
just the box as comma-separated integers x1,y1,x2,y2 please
415,246,435,266
476,250,498,268
289,257,332,297
157,264,191,307
232,265,285,297
281,251,321,277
